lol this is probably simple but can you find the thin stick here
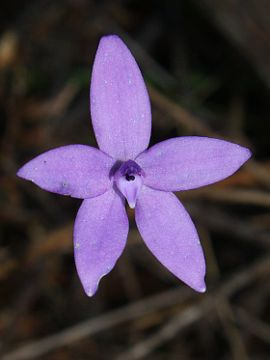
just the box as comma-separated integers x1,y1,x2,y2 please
198,226,249,360
182,188,270,208
148,85,217,137
117,305,203,360
188,203,270,249
2,288,190,360
235,307,270,345
3,255,270,360
116,256,270,360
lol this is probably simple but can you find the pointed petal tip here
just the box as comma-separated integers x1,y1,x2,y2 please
86,288,97,297
97,35,126,55
16,167,21,177
16,166,26,179
197,283,207,293
100,34,122,43
191,280,206,293
83,278,100,297
16,166,34,183
234,145,252,170
83,270,113,297
243,146,252,162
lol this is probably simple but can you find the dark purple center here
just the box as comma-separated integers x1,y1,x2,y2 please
112,160,144,209
118,160,143,178
125,174,135,181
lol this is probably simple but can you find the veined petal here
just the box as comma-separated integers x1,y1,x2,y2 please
135,186,206,292
74,189,129,296
90,35,151,160
17,145,114,199
136,137,251,191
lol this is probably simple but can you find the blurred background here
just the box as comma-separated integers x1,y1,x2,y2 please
1,0,270,359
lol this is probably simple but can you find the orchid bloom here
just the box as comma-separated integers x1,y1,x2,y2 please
17,35,251,296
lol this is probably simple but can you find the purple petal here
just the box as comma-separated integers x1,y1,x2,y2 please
74,189,129,296
90,35,151,160
135,186,206,292
136,137,251,191
17,145,114,199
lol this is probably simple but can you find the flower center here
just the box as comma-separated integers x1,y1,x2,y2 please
125,174,135,181
113,160,143,209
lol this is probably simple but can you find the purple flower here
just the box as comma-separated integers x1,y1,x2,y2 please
17,35,251,296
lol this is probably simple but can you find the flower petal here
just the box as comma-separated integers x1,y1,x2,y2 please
90,35,151,160
135,186,206,292
74,189,129,296
17,145,114,199
136,137,251,191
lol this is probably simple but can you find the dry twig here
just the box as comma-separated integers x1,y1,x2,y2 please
116,255,270,360
3,255,270,360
